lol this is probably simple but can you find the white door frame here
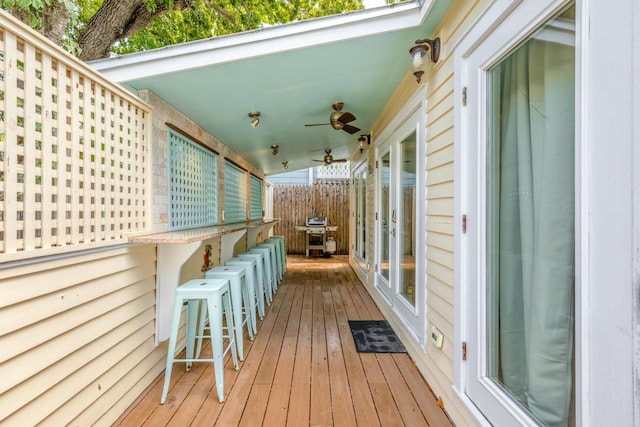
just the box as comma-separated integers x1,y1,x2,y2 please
374,85,427,345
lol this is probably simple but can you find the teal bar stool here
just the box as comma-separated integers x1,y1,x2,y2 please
160,278,238,404
248,247,275,301
225,256,263,321
264,237,286,276
205,265,254,361
238,251,271,306
260,240,282,283
270,235,287,273
256,241,280,289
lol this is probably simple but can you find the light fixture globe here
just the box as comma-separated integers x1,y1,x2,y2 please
410,45,428,83
409,37,441,83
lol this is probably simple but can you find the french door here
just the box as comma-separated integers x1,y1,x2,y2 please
375,100,425,341
459,1,577,425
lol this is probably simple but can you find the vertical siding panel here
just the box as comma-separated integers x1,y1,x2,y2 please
4,31,18,254
54,59,67,247
23,43,37,251
69,68,81,244
40,53,54,250
82,74,93,243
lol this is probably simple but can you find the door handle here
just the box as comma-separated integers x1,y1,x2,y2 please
392,209,397,224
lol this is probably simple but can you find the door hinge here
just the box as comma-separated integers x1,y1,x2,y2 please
375,160,379,169
462,214,467,234
462,342,467,361
462,86,467,106
375,212,378,220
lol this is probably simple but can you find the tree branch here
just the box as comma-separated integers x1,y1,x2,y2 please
43,1,72,45
77,0,192,61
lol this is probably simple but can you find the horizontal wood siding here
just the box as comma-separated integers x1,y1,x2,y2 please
0,244,165,426
347,1,488,425
420,1,487,425
272,180,350,255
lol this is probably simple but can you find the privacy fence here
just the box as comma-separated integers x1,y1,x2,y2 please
272,179,350,255
0,13,151,261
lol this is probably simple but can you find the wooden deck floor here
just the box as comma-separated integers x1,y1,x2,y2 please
113,255,452,427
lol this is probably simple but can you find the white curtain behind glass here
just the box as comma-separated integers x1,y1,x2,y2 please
490,37,575,426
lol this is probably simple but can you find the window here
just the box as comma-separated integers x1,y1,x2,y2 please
224,160,246,223
456,1,576,425
249,174,263,220
168,128,218,230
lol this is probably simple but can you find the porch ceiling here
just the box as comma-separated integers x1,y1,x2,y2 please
91,0,450,176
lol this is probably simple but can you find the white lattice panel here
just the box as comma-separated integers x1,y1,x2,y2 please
317,162,350,179
0,16,151,258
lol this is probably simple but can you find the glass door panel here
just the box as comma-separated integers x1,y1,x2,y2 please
483,4,576,425
399,132,417,305
379,151,391,282
353,166,368,272
354,174,361,256
360,169,367,260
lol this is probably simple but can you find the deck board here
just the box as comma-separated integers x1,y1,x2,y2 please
112,255,453,426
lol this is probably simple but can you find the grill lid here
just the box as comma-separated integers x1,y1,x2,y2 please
306,216,327,226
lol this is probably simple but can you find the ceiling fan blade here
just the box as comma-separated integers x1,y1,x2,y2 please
312,159,325,162
342,124,361,134
337,112,356,124
305,123,330,127
332,159,348,163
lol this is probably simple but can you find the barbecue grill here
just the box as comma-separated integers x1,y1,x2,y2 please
295,217,338,256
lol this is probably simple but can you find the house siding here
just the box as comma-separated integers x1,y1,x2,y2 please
350,0,488,425
0,244,163,426
0,83,264,427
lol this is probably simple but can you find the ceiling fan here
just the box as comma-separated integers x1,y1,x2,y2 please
304,102,361,134
313,149,348,166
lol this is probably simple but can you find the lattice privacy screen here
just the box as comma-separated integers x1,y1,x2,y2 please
168,129,218,230
224,160,246,223
249,174,263,220
0,20,150,257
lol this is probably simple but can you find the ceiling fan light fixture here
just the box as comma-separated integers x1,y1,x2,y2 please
248,111,260,127
304,102,360,134
282,161,289,170
410,37,441,83
271,144,279,156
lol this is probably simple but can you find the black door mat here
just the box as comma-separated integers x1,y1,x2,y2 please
348,320,407,353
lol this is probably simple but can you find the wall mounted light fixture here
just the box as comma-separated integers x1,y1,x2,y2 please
248,111,260,127
358,134,371,153
409,37,440,83
271,144,279,156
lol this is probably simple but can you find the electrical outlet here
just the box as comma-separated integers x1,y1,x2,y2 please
431,326,444,349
